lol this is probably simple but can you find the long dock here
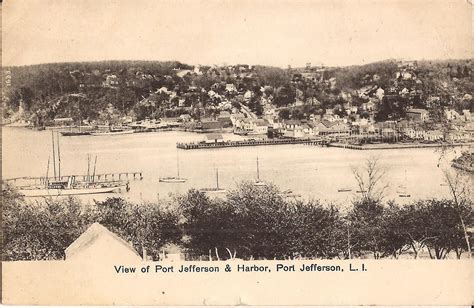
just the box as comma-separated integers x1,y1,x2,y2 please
176,138,327,149
4,171,144,185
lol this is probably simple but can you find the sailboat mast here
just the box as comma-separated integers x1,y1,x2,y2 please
51,131,57,180
86,154,91,183
45,156,50,188
176,150,180,178
216,168,219,189
57,132,61,180
92,156,97,183
256,156,260,180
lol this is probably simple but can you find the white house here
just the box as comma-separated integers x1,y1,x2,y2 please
424,130,444,141
252,119,269,135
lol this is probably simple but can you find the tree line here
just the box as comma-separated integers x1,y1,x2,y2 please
2,180,471,261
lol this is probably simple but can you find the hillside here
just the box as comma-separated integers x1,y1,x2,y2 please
2,59,472,126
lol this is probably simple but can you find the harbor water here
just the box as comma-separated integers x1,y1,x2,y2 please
2,127,470,206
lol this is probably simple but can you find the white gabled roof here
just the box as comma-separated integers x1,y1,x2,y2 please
65,223,141,260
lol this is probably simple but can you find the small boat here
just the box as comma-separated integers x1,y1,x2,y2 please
356,190,367,193
338,188,352,192
159,150,187,183
159,177,187,183
254,156,267,186
200,168,226,193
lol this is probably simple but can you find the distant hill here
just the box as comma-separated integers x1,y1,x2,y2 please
2,58,472,126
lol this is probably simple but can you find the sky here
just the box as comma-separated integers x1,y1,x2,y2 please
2,0,472,67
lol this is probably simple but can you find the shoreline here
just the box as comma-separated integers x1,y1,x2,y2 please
328,142,474,150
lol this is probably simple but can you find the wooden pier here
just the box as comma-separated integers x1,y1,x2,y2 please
4,171,144,185
176,138,327,149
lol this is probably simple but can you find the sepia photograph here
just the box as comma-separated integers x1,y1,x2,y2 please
1,0,473,305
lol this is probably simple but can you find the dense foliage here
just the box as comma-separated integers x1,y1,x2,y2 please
2,181,471,261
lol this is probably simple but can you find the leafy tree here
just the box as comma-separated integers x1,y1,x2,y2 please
2,186,87,260
347,198,386,259
279,108,290,120
274,86,295,107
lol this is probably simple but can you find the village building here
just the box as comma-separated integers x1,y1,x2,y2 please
462,110,471,121
445,109,462,121
406,108,429,122
160,117,181,127
195,119,222,132
284,119,303,130
230,113,246,125
204,133,224,143
252,119,269,135
102,74,119,88
424,130,444,141
179,114,192,122
217,111,233,128
315,120,350,136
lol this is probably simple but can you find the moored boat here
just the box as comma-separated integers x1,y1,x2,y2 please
397,170,411,198
159,177,187,183
200,168,226,193
19,182,128,197
91,129,134,136
253,156,267,186
159,150,187,183
60,131,91,136
17,132,130,197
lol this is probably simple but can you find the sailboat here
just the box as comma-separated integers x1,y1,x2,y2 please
254,156,267,186
397,170,411,198
159,151,187,183
200,168,226,193
18,132,128,197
